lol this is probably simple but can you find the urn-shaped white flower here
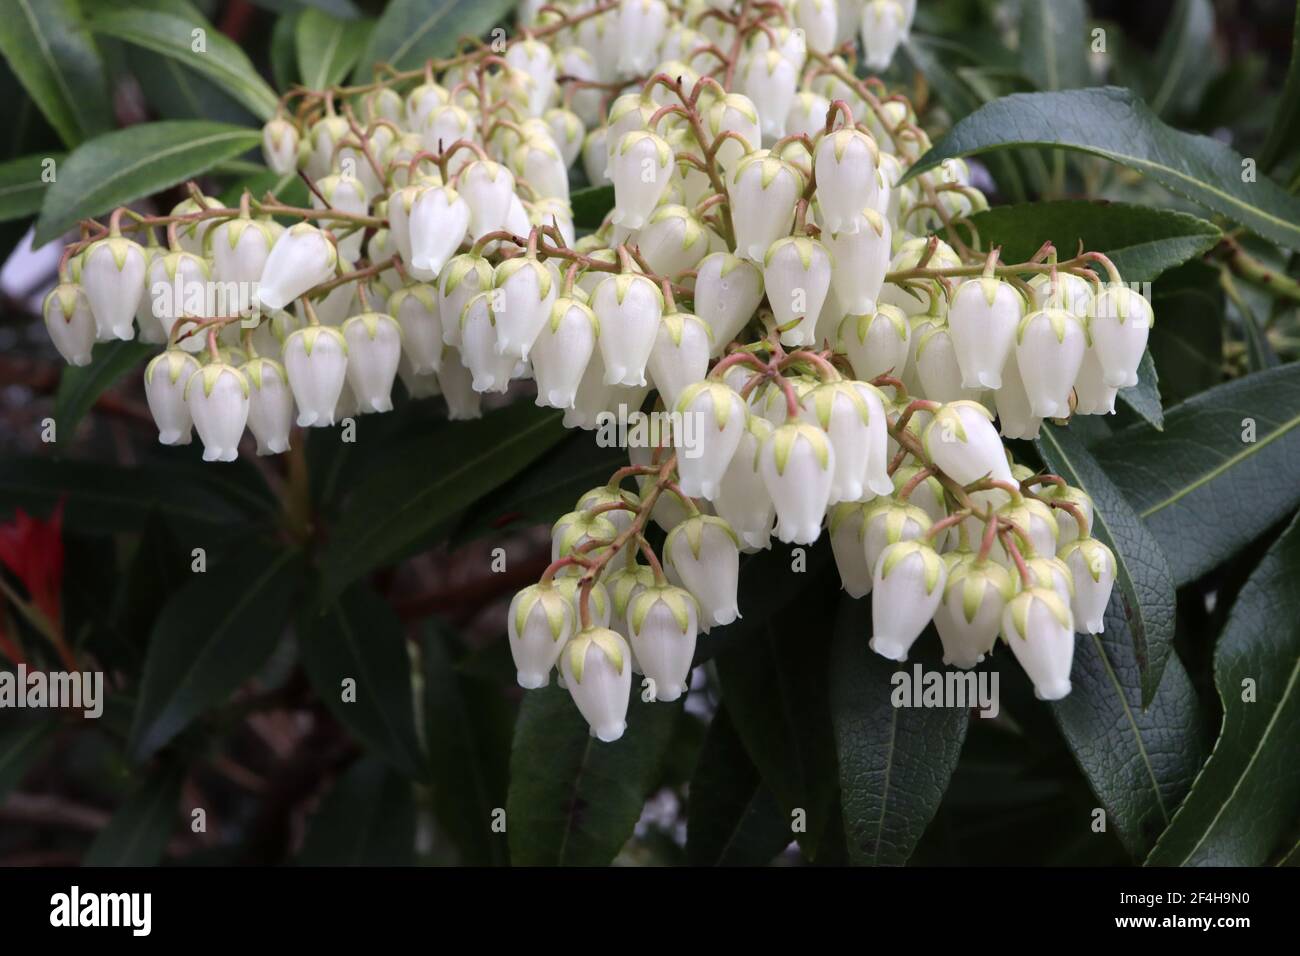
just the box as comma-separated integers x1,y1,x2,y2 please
714,415,775,552
438,253,493,349
241,357,295,456
388,284,442,375
144,350,201,445
934,560,1014,669
729,153,803,262
591,272,663,387
765,236,833,347
824,207,891,314
648,312,712,409
609,129,673,230
759,421,835,544
664,514,742,627
408,185,471,278
674,381,747,500
261,117,299,175
799,381,874,504
457,159,517,240
43,284,96,366
948,276,1024,389
814,128,880,234
185,364,250,462
839,304,909,382
561,627,633,741
862,499,932,578
256,223,338,312
492,256,557,361
993,350,1044,439
1002,588,1075,700
283,325,348,427
741,49,797,141
923,401,1014,486
693,253,765,354
1016,308,1087,419
1091,285,1154,388
870,539,946,661
628,584,699,702
508,583,575,689
532,297,598,409
861,0,909,71
828,502,873,597
342,312,402,413
459,292,516,393
81,236,147,341
1060,537,1116,635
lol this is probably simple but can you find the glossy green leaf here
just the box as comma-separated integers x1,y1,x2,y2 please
89,9,279,119
1018,0,1087,91
296,9,373,90
1119,352,1164,431
1037,423,1176,705
1146,514,1300,866
0,152,62,221
53,340,153,440
686,706,791,866
829,598,969,866
421,623,512,866
1148,264,1224,406
1148,0,1215,116
570,184,614,229
270,10,301,92
297,757,416,865
507,684,679,866
966,201,1221,283
0,721,56,804
300,584,424,778
1050,607,1209,861
83,765,183,866
354,0,516,81
129,546,304,759
321,402,570,592
1092,363,1300,585
1261,2,1300,170
0,0,112,146
904,87,1300,252
34,121,261,246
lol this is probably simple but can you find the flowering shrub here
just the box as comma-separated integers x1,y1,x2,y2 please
0,0,1298,868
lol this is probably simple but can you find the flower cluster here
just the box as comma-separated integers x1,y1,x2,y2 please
40,0,1151,740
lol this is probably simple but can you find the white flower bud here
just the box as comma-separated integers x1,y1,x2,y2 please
674,381,747,500
185,363,250,462
388,284,442,375
1003,496,1060,560
1050,486,1094,547
829,502,873,597
1016,308,1086,419
870,539,946,661
1024,555,1074,607
256,223,338,312
637,205,711,278
210,218,276,318
914,326,985,404
144,350,201,445
438,253,493,348
420,102,474,158
509,583,576,689
505,38,557,116
764,236,833,347
311,174,367,261
714,415,775,551
923,401,1014,486
1060,537,1116,634
458,160,517,240
839,304,909,381
648,312,712,409
459,291,515,393
994,349,1043,439
861,0,909,71
863,498,931,577
283,325,348,427
1027,271,1094,316
81,236,147,341
741,50,798,142
342,312,402,413
617,0,669,75
793,0,838,51
759,421,835,544
604,563,655,649
43,283,96,366
148,250,210,351
694,252,764,353
785,90,832,140
1073,346,1118,416
261,117,299,174
241,357,294,455
492,257,557,362
797,381,870,504
552,509,618,561
532,297,598,409
729,153,803,262
1002,588,1075,700
628,584,699,701
545,107,585,168
824,207,890,314
561,627,632,741
814,129,880,234
439,346,483,419
591,272,663,387
948,277,1024,389
935,560,1014,669
664,514,741,627
610,129,673,230
707,93,761,172
1091,285,1154,388
405,80,449,130
305,115,349,180
408,185,470,278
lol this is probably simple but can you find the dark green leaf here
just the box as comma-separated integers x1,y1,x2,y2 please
829,597,969,866
320,402,569,592
0,720,56,804
53,340,152,440
1148,0,1216,117
89,10,278,119
355,0,515,81
965,201,1221,283
1092,363,1300,585
506,683,679,866
1037,423,1176,705
1018,0,1088,91
112,515,189,673
130,49,257,125
270,10,301,92
1050,607,1209,861
1261,2,1300,171
686,706,791,866
1117,352,1163,430
0,0,112,146
421,623,512,866
247,0,362,18
300,584,424,778
1148,261,1224,404
0,152,62,221
34,121,261,246
904,87,1300,252
297,757,415,865
296,9,373,90
570,184,614,229
129,546,304,759
83,765,182,866
1146,513,1300,866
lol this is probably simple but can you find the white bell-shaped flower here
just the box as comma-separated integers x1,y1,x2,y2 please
637,205,710,278
458,160,517,240
1002,588,1075,700
551,510,618,561
144,350,200,445
545,108,585,168
1003,496,1061,561
43,284,96,366
693,252,764,353
591,272,663,386
673,381,747,500
706,93,761,173
617,0,669,75
1023,555,1075,608
759,421,835,544
388,284,442,375
561,627,633,741
764,236,833,348
729,153,803,262
814,128,880,234
421,102,475,161
147,250,210,352
664,514,741,627
81,236,147,341
863,499,932,576
923,401,1014,486
439,346,483,419
994,350,1043,439
1091,285,1154,388
1050,486,1094,547
283,325,348,427
312,175,368,261
609,129,673,230
829,502,873,597
785,90,832,140
628,584,699,701
1060,537,1116,635
914,326,984,404
256,223,338,312
1028,271,1094,317
509,583,575,689
603,563,655,651
409,185,471,277
532,297,598,409
210,218,276,319
825,208,891,314
438,253,493,349
799,381,873,504
184,364,250,462
870,539,946,661
241,357,294,456
793,0,838,51
1016,308,1087,418
1073,346,1118,415
304,114,349,180
342,312,402,413
848,381,896,498
741,49,797,142
894,465,949,548
861,0,909,71
459,291,515,393
839,304,910,381
405,80,448,130
492,257,557,361
948,277,1024,389
714,415,774,552
648,312,712,409
934,560,1014,669
512,133,570,201
261,117,299,174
